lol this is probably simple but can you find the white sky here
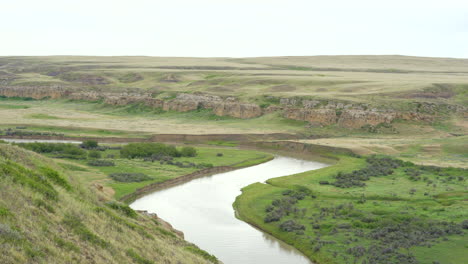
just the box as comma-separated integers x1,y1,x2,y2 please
0,0,467,58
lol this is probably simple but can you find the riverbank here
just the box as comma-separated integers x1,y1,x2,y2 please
120,154,274,203
131,156,326,264
234,148,467,264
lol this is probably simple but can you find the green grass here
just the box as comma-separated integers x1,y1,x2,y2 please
0,104,29,109
235,154,467,264
26,113,62,119
49,145,272,200
0,143,219,264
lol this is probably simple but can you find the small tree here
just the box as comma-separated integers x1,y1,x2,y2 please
82,140,98,149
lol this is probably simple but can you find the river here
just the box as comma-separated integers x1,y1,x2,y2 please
131,156,328,264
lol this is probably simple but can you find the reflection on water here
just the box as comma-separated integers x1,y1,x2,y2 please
1,138,82,144
131,157,327,264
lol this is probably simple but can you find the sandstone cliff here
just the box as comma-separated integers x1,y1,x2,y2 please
0,86,458,129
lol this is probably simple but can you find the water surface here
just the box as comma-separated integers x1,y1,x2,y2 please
131,156,328,264
1,138,82,144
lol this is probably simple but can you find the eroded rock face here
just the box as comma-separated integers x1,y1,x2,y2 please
213,102,262,119
337,110,396,128
284,108,337,125
0,86,450,127
0,86,68,99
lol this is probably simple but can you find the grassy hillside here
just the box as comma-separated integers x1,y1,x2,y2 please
234,154,468,264
0,142,218,264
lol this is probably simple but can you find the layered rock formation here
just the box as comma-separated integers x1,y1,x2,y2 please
0,86,454,129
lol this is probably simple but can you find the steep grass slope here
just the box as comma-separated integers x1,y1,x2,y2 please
0,143,217,264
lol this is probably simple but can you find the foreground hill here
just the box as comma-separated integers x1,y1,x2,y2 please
0,142,217,264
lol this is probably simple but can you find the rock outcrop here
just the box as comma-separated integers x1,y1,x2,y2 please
0,86,69,99
0,86,455,128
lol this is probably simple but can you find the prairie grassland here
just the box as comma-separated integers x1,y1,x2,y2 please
2,55,468,106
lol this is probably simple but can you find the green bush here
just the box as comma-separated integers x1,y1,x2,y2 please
120,142,181,159
17,142,86,159
180,146,197,157
109,173,152,182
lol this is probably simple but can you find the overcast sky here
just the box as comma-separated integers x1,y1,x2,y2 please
1,0,467,58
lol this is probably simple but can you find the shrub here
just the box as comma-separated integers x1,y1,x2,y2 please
331,156,403,188
120,142,182,159
216,153,223,157
180,146,197,157
279,220,305,233
17,143,86,159
81,140,98,149
87,160,115,167
88,150,102,159
109,173,152,182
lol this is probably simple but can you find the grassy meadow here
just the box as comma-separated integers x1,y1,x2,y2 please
234,154,467,264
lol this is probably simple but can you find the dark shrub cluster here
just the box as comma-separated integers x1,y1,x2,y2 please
279,220,305,233
17,142,86,159
109,173,152,182
264,189,311,223
143,154,174,162
331,156,403,188
366,218,464,249
80,140,98,149
87,160,115,167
